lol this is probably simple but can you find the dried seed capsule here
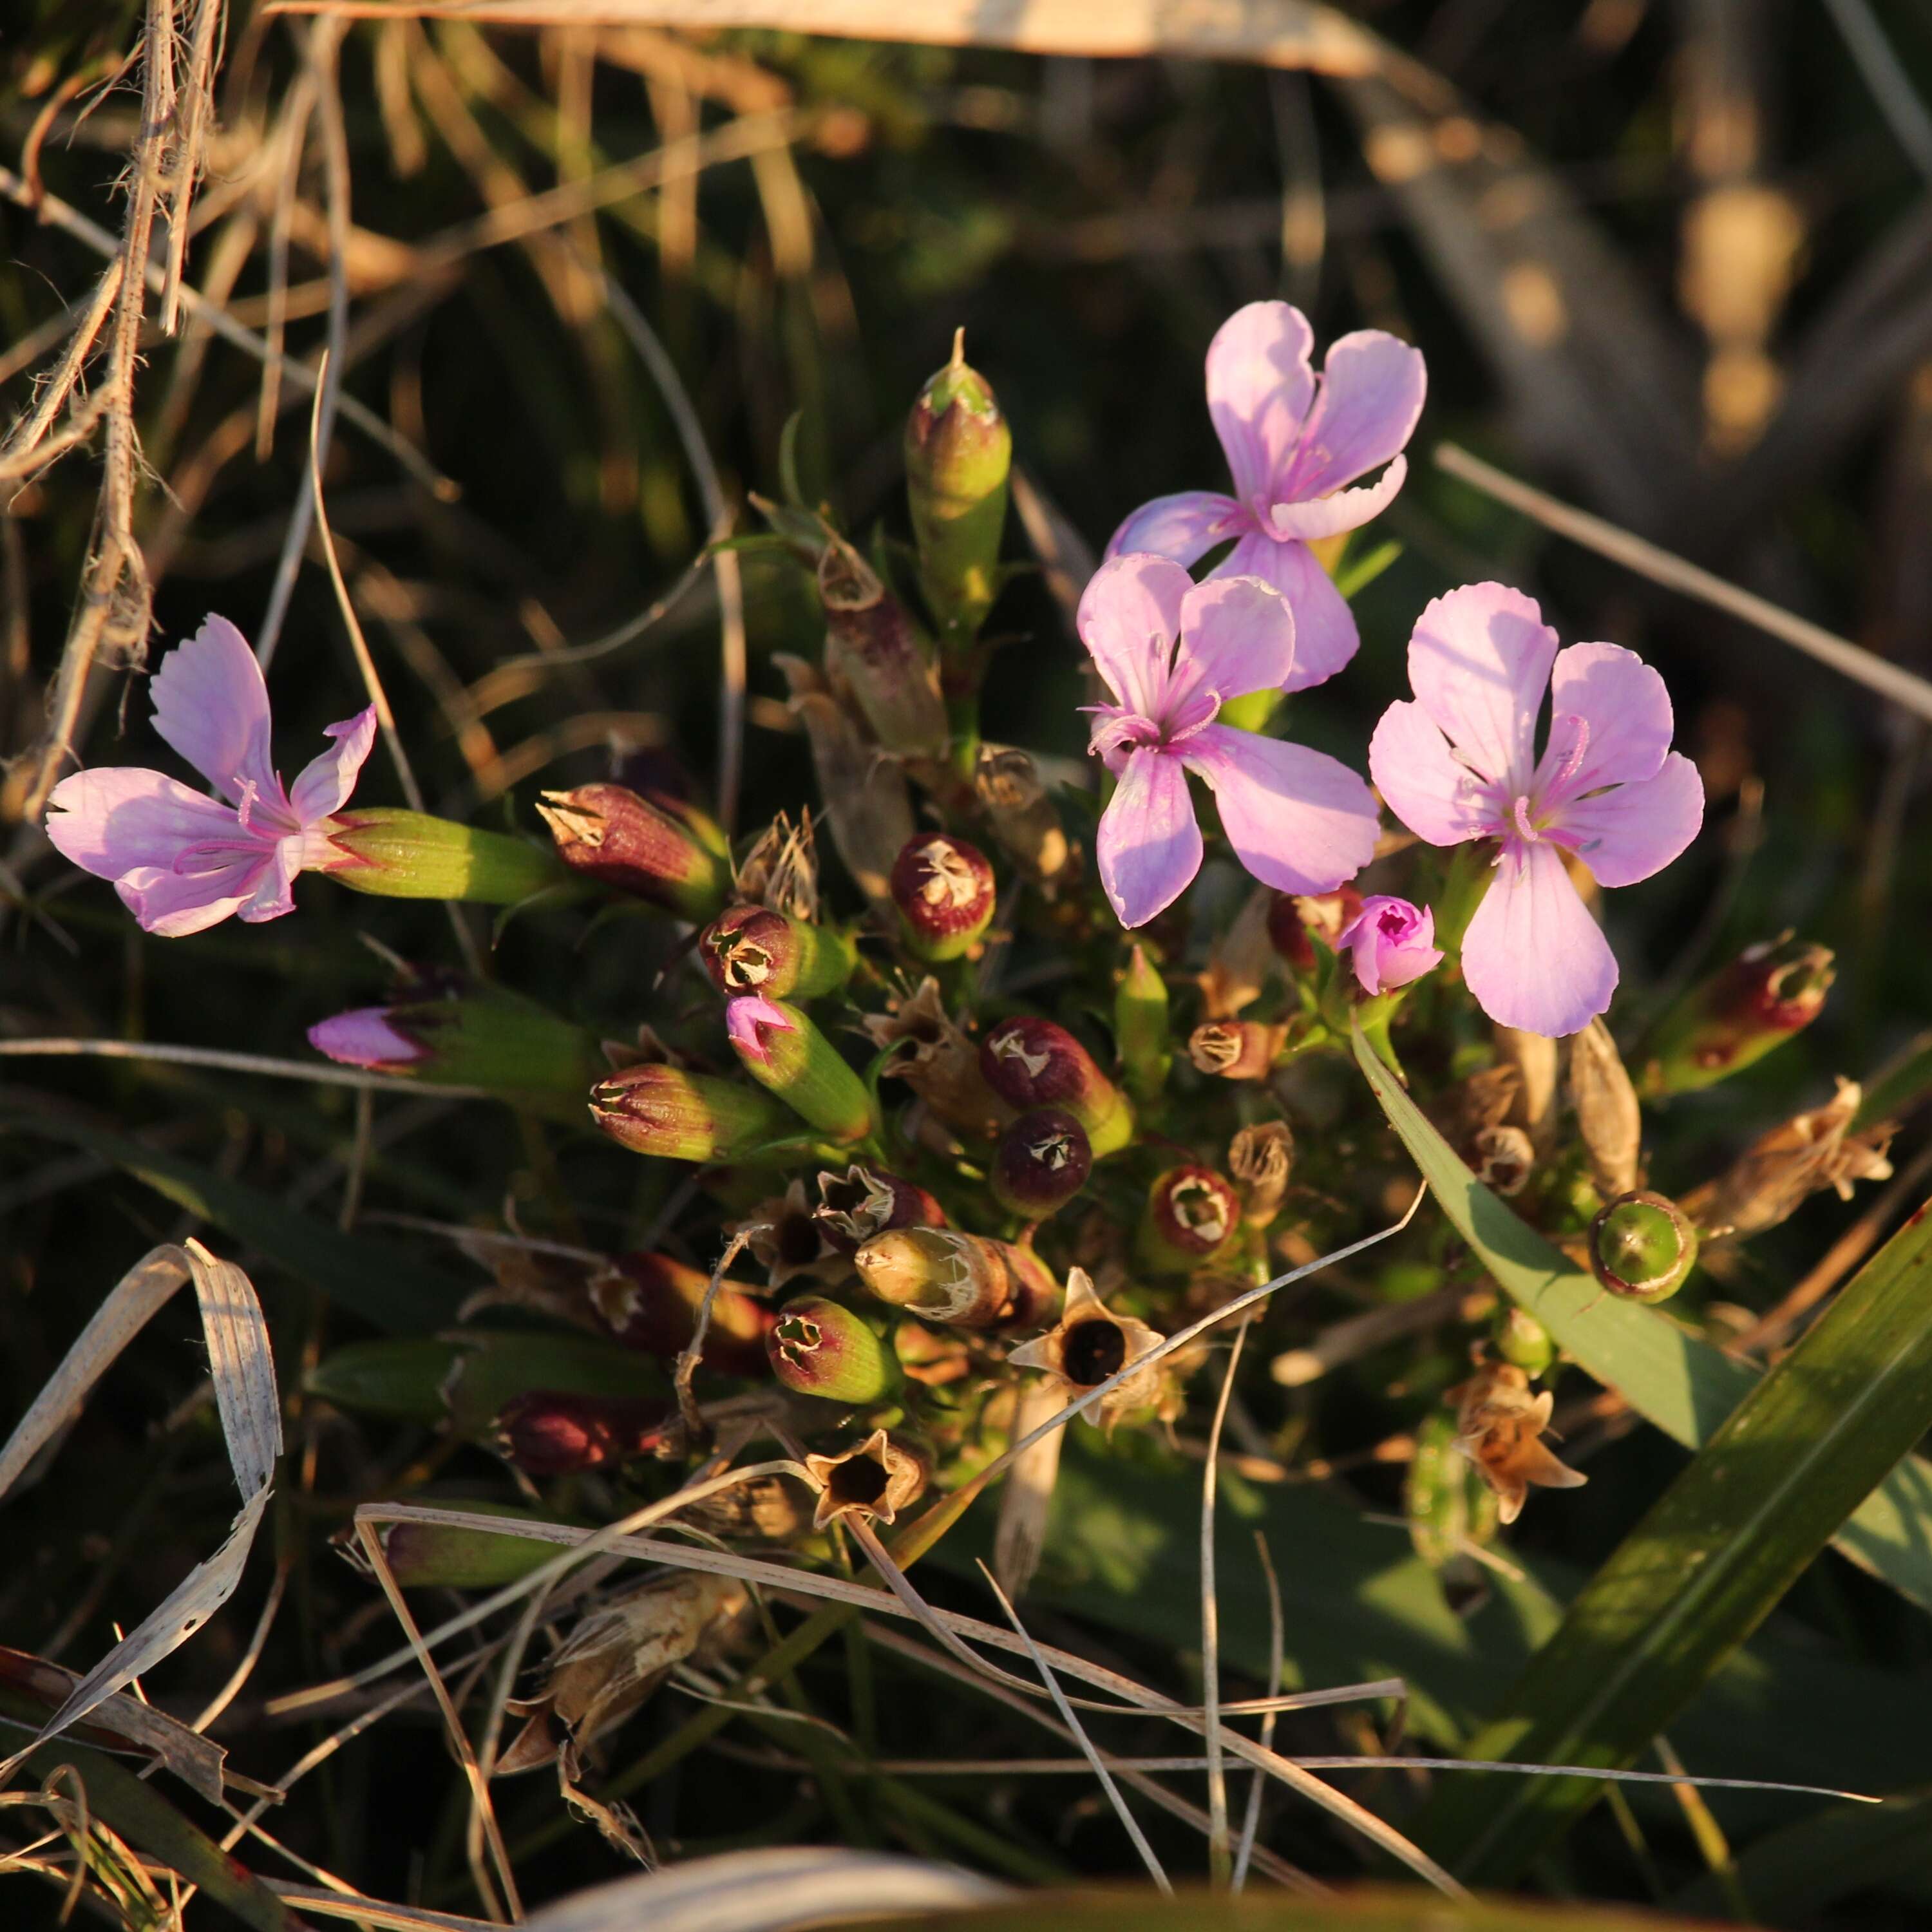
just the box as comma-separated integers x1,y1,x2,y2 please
905,330,1011,650
1188,1019,1284,1081
979,1016,1133,1157
974,745,1070,886
725,995,878,1144
1266,886,1364,972
860,977,1012,1137
698,905,857,999
1569,1018,1642,1200
803,1428,931,1530
854,1227,1053,1329
818,534,949,758
589,1065,795,1162
1007,1267,1166,1432
493,1392,678,1477
535,783,731,920
1227,1121,1293,1226
1446,1362,1586,1525
766,1295,900,1403
1644,935,1836,1095
1589,1190,1699,1303
589,1252,773,1379
990,1108,1093,1218
1114,945,1171,1106
323,807,571,905
1140,1165,1242,1272
890,833,996,961
1472,1124,1535,1197
813,1164,946,1256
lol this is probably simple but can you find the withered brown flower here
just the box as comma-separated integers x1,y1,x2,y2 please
1445,1362,1586,1526
1007,1267,1168,1432
803,1427,931,1531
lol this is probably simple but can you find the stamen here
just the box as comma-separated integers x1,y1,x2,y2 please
1511,795,1540,844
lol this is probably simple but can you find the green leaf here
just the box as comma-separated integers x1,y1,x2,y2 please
1349,1021,1932,1615
2,1110,462,1332
1397,1121,1932,1875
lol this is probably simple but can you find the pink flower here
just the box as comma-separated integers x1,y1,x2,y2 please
1106,301,1425,692
1339,895,1443,995
308,1009,427,1070
1369,584,1705,1037
1081,554,1379,930
44,616,376,938
725,994,796,1068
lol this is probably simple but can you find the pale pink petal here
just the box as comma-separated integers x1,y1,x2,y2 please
1557,752,1705,888
1168,575,1296,715
1205,301,1317,506
1276,330,1426,502
726,993,795,1068
1264,455,1407,542
115,859,267,938
1408,583,1557,794
1106,491,1245,567
290,707,379,824
310,1008,427,1069
1339,895,1442,996
149,615,279,806
1537,643,1673,800
45,766,253,879
1461,841,1617,1037
1218,531,1359,690
1097,746,1203,929
1182,724,1378,895
1368,699,1496,847
1077,554,1191,717
238,837,303,922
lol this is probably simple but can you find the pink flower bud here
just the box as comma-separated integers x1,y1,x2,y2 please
493,1391,677,1476
536,782,732,920
979,1016,1133,1156
1337,895,1444,996
990,1108,1093,1218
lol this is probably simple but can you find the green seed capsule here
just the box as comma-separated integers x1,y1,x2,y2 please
1589,1189,1699,1303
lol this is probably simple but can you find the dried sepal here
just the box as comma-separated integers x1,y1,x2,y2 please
1445,1362,1586,1526
813,1164,946,1256
1188,1019,1285,1081
853,1227,1054,1329
861,977,1013,1137
1007,1267,1165,1432
1683,1077,1893,1240
1569,1018,1643,1200
804,1427,931,1531
730,1178,848,1293
1228,1121,1294,1226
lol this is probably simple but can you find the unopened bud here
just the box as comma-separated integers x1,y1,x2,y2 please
804,1428,931,1530
1645,935,1836,1095
1141,1166,1242,1271
325,808,570,905
1493,1307,1555,1377
1267,886,1364,972
990,1108,1093,1218
699,904,856,999
974,745,1070,886
1569,1018,1642,1200
494,1391,677,1477
767,1295,900,1403
890,833,996,961
1590,1190,1698,1303
813,1164,946,1256
589,1252,773,1379
725,995,878,1143
818,535,949,757
536,784,732,920
1228,1121,1294,1226
1115,945,1171,1106
589,1063,794,1162
854,1226,1053,1328
308,985,602,1105
905,330,1010,648
1188,1019,1285,1081
980,1017,1133,1157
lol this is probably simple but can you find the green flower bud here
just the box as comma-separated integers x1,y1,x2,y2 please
1643,936,1835,1096
725,996,878,1144
323,808,569,904
1590,1189,1699,1303
535,783,732,920
890,833,996,961
979,1016,1133,1157
905,330,1010,651
699,905,857,999
1493,1307,1556,1377
768,1295,900,1403
1113,944,1172,1106
588,1064,794,1162
990,1108,1092,1218
818,535,949,757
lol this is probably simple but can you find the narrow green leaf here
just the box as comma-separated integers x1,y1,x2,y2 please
1410,1155,1932,1876
2,1110,462,1332
1349,1021,1932,1615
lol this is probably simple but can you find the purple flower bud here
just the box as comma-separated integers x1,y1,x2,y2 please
889,834,996,961
493,1391,677,1476
1337,895,1444,996
1140,1165,1242,1271
990,1108,1093,1218
767,1295,900,1403
536,782,732,920
698,904,855,999
589,1251,775,1378
813,1164,947,1256
979,1017,1133,1157
588,1064,795,1162
724,994,878,1143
